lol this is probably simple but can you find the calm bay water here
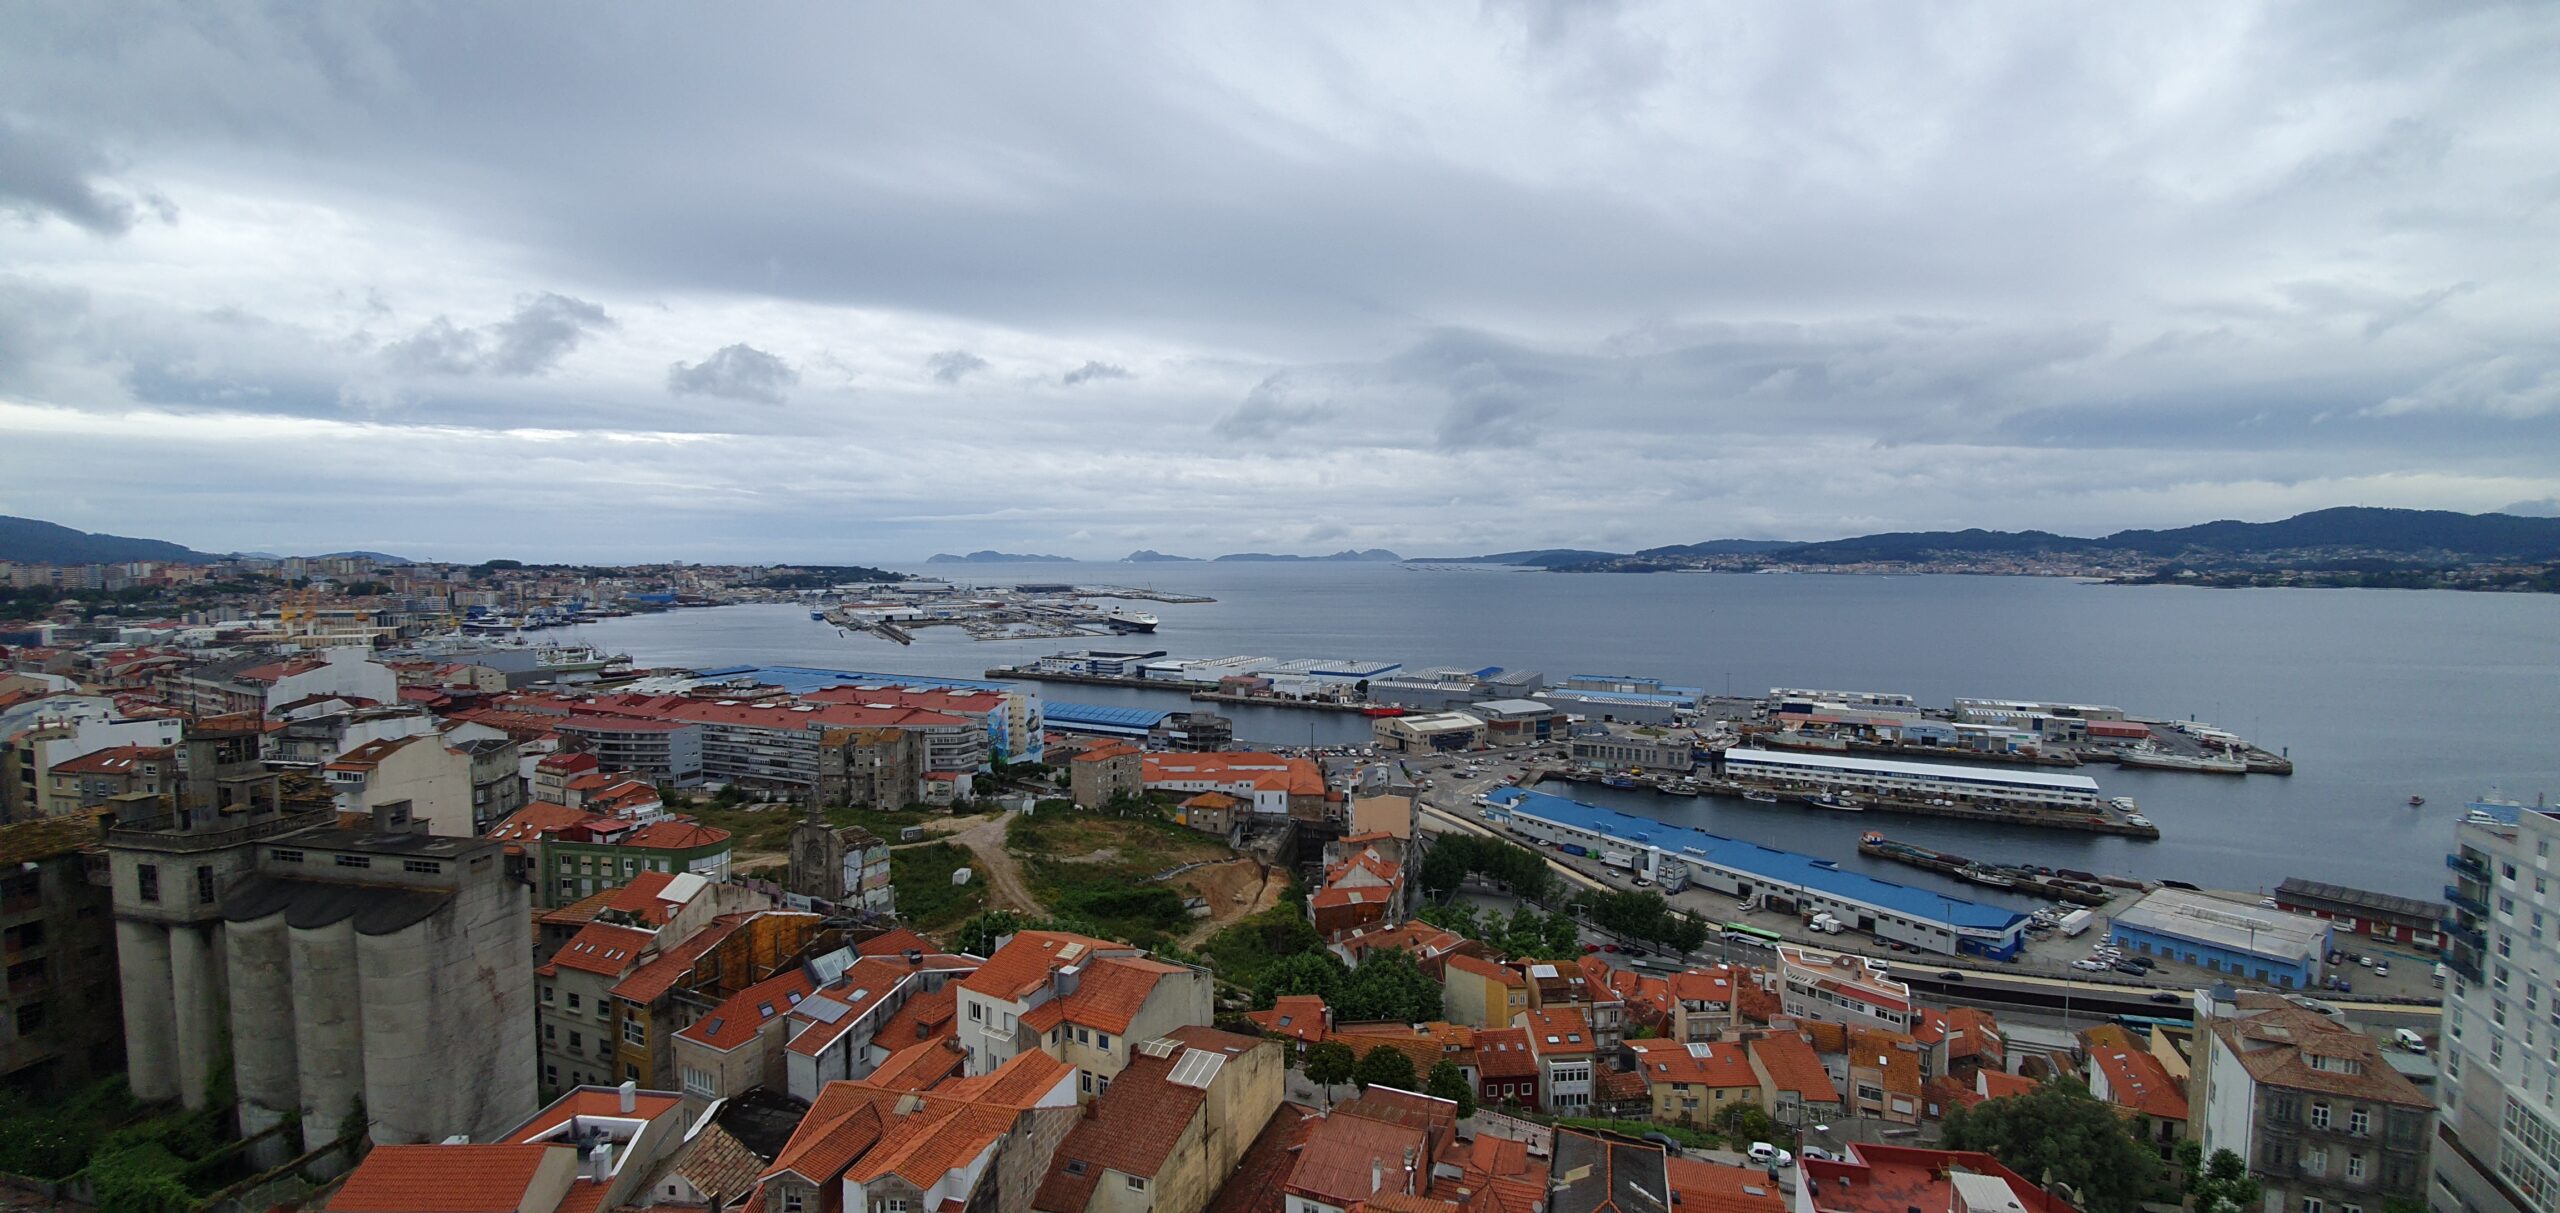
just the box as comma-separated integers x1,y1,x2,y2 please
557,564,2560,903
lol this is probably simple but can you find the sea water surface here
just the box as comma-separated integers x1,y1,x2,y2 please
557,564,2560,903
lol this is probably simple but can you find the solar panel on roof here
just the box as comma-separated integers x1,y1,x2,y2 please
796,996,850,1023
1137,1037,1183,1058
1167,1048,1227,1088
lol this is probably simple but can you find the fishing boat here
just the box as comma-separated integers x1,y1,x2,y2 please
1605,775,1639,789
1741,789,1779,804
1809,792,1866,812
1957,864,2017,889
2407,795,2425,807
1360,706,1407,718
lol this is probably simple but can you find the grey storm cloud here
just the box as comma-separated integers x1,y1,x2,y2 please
1061,360,1131,387
381,293,614,378
926,350,989,385
0,116,173,236
0,4,2555,560
667,343,799,404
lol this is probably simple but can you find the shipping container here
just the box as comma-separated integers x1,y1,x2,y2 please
2059,908,2095,937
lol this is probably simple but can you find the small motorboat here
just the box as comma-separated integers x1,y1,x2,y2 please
2408,795,2426,807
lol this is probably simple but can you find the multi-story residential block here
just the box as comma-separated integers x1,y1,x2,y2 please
1140,752,1325,818
1520,1006,1597,1112
322,733,478,836
1031,1028,1286,1213
756,1048,1080,1213
1779,945,1917,1033
537,818,734,909
2194,993,2433,1213
0,809,122,1094
1843,1026,1925,1125
1626,1038,1761,1127
1668,965,1743,1042
157,649,398,718
2434,798,2558,1213
1070,740,1144,809
2088,1041,2188,1169
40,744,174,814
1441,953,1530,1029
955,931,1213,1093
1745,1028,1843,1126
555,714,703,786
450,733,527,830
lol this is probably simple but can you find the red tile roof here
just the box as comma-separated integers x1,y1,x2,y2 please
856,926,938,957
957,930,1128,1000
618,819,730,851
1804,1145,2078,1213
1023,955,1186,1035
677,965,817,1052
329,1143,564,1212
763,1084,891,1187
1748,1031,1838,1104
1204,1104,1320,1213
1034,1044,1225,1210
505,1086,688,1141
1627,1038,1757,1089
1665,1157,1786,1213
490,802,604,843
611,914,749,1002
1522,1007,1594,1056
2090,1046,2188,1121
1443,953,1524,988
1473,1028,1537,1080
1142,751,1323,797
548,923,657,977
1246,994,1331,1044
870,983,959,1053
865,1037,967,1093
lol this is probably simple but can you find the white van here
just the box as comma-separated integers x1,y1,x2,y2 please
2394,1028,2428,1054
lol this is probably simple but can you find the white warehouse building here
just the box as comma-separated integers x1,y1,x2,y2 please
1719,748,2102,812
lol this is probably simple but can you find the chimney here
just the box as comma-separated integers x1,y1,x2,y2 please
590,1141,615,1181
1372,1159,1384,1195
617,1079,637,1113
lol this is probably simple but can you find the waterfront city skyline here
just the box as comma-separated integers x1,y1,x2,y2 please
4,5,2558,562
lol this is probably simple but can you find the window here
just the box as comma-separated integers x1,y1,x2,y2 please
2346,1154,2365,1180
543,1064,558,1088
2302,1201,2323,1213
1080,1070,1092,1094
137,864,158,903
782,1190,806,1213
335,855,371,869
1075,1027,1089,1045
2349,1108,2370,1136
270,849,303,863
14,1003,43,1034
624,1019,646,1045
2305,1147,2327,1175
567,993,582,1011
1097,1033,1111,1050
2310,1102,2331,1129
544,1023,556,1041
403,860,441,874
874,1201,906,1213
541,985,555,1004
969,1002,983,1022
1126,1177,1148,1192
570,1031,583,1051
684,1067,714,1096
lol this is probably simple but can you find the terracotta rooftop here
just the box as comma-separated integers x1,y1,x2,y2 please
1627,1039,1758,1089
1802,1144,2077,1213
1523,1007,1595,1056
1246,994,1331,1043
612,914,751,1003
957,930,1130,1001
1033,1043,1231,1211
547,923,657,978
1203,1103,1320,1213
2090,1046,2188,1121
1749,1031,1839,1104
1020,955,1188,1035
2210,1007,2430,1107
329,1143,564,1212
1664,1157,1785,1213
677,964,817,1052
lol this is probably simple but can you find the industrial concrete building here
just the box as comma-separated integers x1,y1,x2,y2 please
1370,711,1485,754
110,743,535,1157
220,825,536,1153
2109,888,2330,990
1719,747,2103,811
0,809,122,1095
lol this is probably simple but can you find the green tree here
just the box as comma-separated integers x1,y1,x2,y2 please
1304,1041,1357,1103
1710,1100,1780,1143
1354,1046,1418,1093
1334,948,1444,1023
1940,1079,2166,1213
953,910,1028,957
2182,1145,2262,1213
1417,901,1483,940
1426,1059,1477,1118
1255,950,1348,1009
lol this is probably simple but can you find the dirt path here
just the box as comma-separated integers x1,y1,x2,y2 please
947,810,1045,915
1177,858,1283,947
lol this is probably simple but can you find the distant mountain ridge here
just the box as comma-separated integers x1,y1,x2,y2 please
0,516,220,565
1122,550,1202,562
1421,508,2560,571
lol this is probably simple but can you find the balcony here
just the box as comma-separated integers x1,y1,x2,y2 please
2445,853,2488,881
2444,886,2490,917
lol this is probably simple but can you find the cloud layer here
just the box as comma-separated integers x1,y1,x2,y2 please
0,3,2554,561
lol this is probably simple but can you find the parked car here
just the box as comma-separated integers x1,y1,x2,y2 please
1747,1143,1779,1165
2149,991,2182,1004
1583,943,1601,954
1937,970,1963,982
2375,962,2391,977
2113,962,2147,976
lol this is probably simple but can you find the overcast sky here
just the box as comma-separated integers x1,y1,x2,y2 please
3,4,2555,563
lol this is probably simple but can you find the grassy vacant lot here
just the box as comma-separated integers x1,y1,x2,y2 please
684,802,948,854
891,841,986,935
1008,808,1234,948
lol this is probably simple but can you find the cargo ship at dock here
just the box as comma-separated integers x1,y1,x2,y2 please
1857,833,2116,905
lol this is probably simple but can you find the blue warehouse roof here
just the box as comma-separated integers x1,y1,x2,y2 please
1486,787,2027,933
1044,701,1172,732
